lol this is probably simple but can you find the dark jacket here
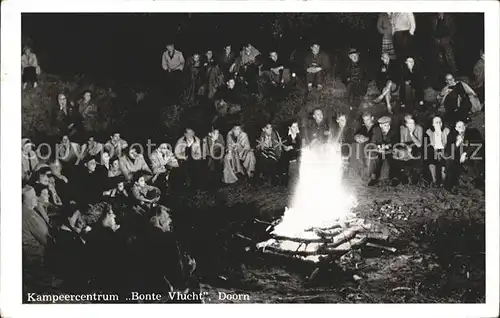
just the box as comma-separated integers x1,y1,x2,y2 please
431,14,456,39
445,128,484,162
52,104,83,138
283,133,302,162
306,119,332,144
343,60,367,84
377,60,400,88
304,51,330,73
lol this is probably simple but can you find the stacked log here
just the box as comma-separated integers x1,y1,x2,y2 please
256,217,390,263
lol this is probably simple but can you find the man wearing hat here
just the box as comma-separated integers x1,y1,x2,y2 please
370,115,402,186
304,42,330,91
342,48,368,104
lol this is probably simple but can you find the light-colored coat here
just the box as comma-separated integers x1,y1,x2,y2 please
174,136,202,160
223,131,256,184
149,149,179,174
162,50,185,71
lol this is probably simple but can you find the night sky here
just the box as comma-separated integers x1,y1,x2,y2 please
22,13,484,87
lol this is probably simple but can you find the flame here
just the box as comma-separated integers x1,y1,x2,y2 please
272,141,357,238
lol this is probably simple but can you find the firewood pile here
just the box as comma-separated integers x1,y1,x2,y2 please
256,212,393,263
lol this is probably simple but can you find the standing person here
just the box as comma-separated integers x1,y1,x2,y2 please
233,44,261,94
374,53,400,114
472,49,485,104
304,42,330,91
174,128,202,188
202,127,225,188
220,44,237,80
342,48,368,104
437,73,481,125
21,46,40,90
77,90,99,133
202,50,223,101
425,115,450,187
377,13,396,60
184,53,203,103
223,125,256,184
389,12,416,66
399,57,424,111
431,13,458,76
162,43,185,102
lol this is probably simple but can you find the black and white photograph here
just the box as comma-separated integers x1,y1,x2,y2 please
1,1,499,317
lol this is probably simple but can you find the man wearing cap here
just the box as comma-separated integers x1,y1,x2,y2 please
162,43,185,101
342,48,368,104
304,42,330,91
370,115,402,186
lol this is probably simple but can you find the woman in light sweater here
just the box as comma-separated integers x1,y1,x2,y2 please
21,46,41,90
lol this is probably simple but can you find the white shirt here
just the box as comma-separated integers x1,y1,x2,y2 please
434,130,444,150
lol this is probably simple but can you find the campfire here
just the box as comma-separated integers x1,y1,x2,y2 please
256,141,391,263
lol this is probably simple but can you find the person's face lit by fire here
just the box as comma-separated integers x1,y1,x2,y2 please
102,152,110,165
270,52,278,62
23,188,38,210
225,45,231,55
39,188,50,205
432,116,443,130
50,160,62,176
290,122,299,134
112,158,120,170
137,176,146,187
159,143,168,155
349,53,359,63
206,50,213,60
112,133,120,143
193,54,200,63
166,44,175,53
69,209,83,232
102,208,118,231
337,115,347,128
38,172,50,186
455,121,466,135
313,109,324,123
405,57,415,70
233,126,242,137
117,181,125,192
311,44,320,55
185,129,195,140
128,148,138,159
227,79,235,89
83,92,91,103
380,122,391,134
58,94,67,108
381,53,390,65
211,129,220,140
445,74,456,86
481,51,485,61
362,115,374,127
61,135,70,145
263,124,273,136
405,118,416,130
86,159,97,173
